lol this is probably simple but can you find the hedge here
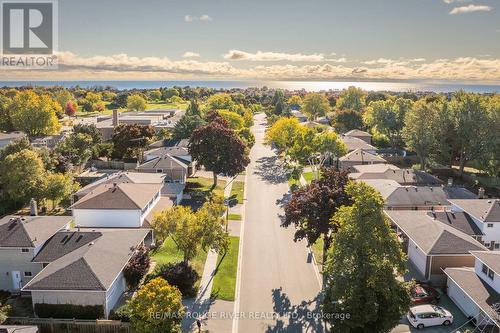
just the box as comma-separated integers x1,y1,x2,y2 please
34,303,104,319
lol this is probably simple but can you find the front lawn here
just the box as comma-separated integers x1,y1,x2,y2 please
185,177,226,199
228,213,242,221
311,237,324,269
150,237,208,279
211,236,240,301
229,181,245,203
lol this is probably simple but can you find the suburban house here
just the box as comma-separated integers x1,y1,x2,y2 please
385,210,487,284
30,132,68,149
349,168,442,186
22,228,149,318
0,216,72,292
291,110,308,122
141,144,196,178
344,129,372,144
339,148,387,171
360,179,477,210
448,199,500,250
0,132,26,148
71,182,162,228
74,171,184,204
338,134,377,152
136,154,189,183
444,251,500,330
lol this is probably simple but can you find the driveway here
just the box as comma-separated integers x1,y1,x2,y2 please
392,293,475,333
236,113,323,333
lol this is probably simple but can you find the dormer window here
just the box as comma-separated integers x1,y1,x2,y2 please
21,248,29,253
482,263,495,280
487,223,494,228
482,264,488,274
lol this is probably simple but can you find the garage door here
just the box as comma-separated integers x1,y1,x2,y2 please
408,239,427,277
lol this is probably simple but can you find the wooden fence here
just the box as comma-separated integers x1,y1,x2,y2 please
6,317,134,333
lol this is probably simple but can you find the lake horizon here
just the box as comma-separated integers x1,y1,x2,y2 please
0,80,498,93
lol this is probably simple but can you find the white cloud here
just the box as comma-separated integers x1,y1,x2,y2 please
223,50,347,62
1,52,499,82
182,51,200,58
185,14,212,22
443,0,472,4
449,4,492,14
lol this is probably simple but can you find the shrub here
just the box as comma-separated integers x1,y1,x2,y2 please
124,246,151,289
34,303,104,319
146,262,199,298
109,304,131,322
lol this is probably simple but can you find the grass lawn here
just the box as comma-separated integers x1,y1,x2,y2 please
228,213,242,221
150,237,208,279
229,181,245,203
185,177,226,197
303,171,320,183
211,236,240,301
311,237,324,269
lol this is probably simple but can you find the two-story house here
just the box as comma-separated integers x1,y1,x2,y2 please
444,251,500,330
71,182,162,228
0,216,72,292
449,199,500,250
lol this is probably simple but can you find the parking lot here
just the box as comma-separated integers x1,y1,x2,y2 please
392,292,475,333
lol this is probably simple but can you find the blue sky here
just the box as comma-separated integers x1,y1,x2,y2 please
3,0,500,81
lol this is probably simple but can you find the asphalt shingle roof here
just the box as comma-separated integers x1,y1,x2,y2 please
72,183,161,210
23,228,149,291
137,154,188,171
339,134,376,151
345,129,372,137
449,199,500,223
339,149,386,163
430,211,483,236
471,251,500,276
350,169,442,185
0,216,72,248
385,210,487,255
33,231,102,263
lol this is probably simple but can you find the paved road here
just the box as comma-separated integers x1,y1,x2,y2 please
236,113,324,333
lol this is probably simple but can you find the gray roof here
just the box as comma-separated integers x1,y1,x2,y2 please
339,148,386,163
0,216,72,248
345,129,372,137
0,326,39,333
385,210,487,255
76,171,166,198
351,164,400,173
339,135,376,151
137,154,188,171
350,168,442,186
471,251,500,276
361,179,476,207
23,228,148,291
0,131,26,140
33,231,102,263
449,199,500,223
72,183,161,210
430,211,483,236
444,267,500,326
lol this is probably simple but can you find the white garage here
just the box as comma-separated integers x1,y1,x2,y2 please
408,238,427,278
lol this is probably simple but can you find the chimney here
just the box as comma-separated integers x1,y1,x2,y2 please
478,187,485,199
447,177,453,187
112,109,119,127
30,198,38,216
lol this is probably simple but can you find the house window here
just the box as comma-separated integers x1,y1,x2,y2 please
21,248,29,253
483,264,489,274
24,272,32,277
485,242,491,248
495,244,500,250
488,269,495,280
487,223,494,228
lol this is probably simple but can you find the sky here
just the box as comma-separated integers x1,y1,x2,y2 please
1,0,500,82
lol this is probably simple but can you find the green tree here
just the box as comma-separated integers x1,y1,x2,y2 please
148,90,162,101
54,90,74,113
161,87,180,101
207,93,236,111
55,133,94,169
186,99,202,117
112,124,155,159
337,86,366,112
189,112,250,185
10,91,61,137
287,95,303,109
303,93,330,120
333,109,364,133
480,95,500,176
0,303,11,324
127,94,147,112
81,92,103,112
265,117,303,153
128,277,184,333
402,99,439,170
217,110,244,130
323,182,410,333
283,168,351,266
73,123,102,145
43,173,74,210
0,94,13,131
0,149,46,204
172,113,206,140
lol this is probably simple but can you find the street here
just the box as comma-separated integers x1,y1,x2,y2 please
236,113,324,333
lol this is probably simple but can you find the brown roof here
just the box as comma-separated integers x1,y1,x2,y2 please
345,129,372,137
72,183,161,210
350,169,442,186
449,199,500,223
339,135,376,151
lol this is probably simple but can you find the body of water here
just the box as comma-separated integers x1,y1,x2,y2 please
0,80,498,93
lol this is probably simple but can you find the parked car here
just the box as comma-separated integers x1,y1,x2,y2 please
411,284,441,304
407,305,453,329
